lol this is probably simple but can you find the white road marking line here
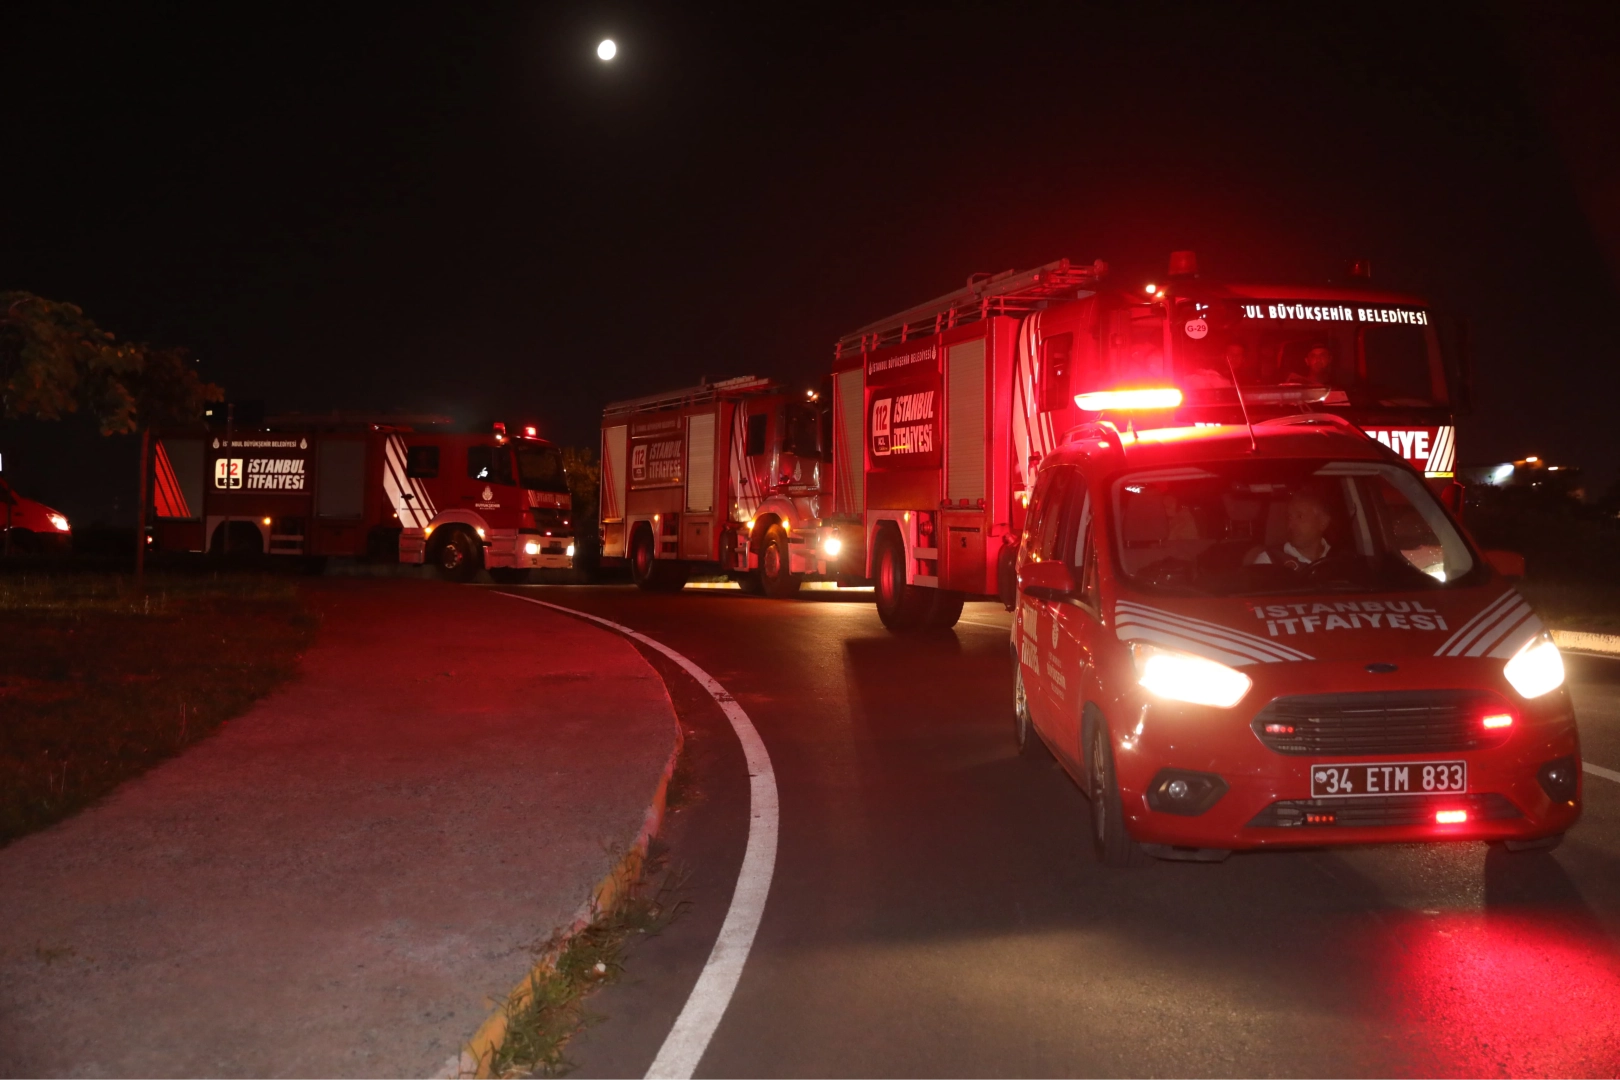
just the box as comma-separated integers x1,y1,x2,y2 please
496,594,778,1080
956,618,1012,631
1586,761,1620,785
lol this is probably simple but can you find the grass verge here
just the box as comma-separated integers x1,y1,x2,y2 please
0,572,318,845
486,848,688,1078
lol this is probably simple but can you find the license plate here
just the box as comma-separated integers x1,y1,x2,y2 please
1310,760,1467,798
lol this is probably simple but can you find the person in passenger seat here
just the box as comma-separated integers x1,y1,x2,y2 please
1246,488,1334,570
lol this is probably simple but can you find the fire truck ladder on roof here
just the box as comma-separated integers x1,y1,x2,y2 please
602,375,781,418
834,256,1107,359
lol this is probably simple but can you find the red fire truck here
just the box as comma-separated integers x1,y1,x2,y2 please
599,376,835,593
602,253,1466,629
150,419,574,581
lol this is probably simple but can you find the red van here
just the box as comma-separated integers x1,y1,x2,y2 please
0,477,71,553
1013,413,1580,864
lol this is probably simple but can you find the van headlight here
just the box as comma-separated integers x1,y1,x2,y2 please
47,513,70,532
1503,634,1564,699
1131,643,1252,709
566,543,575,558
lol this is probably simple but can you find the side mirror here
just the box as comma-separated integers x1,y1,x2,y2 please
1485,550,1525,579
1439,481,1465,516
1020,559,1077,600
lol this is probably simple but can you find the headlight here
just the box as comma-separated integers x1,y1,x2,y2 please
47,513,70,532
1131,643,1252,708
566,544,575,557
823,536,842,558
1503,634,1564,699
524,541,541,555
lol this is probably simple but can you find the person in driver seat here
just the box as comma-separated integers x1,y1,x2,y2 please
1246,488,1334,570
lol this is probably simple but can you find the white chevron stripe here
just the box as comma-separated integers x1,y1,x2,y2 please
1462,601,1534,658
1487,615,1546,659
1115,601,1315,661
1113,626,1267,670
1435,591,1517,656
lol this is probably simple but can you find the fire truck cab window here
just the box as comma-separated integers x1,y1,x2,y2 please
514,443,570,493
467,445,515,487
746,413,768,457
1039,333,1074,411
405,445,439,479
783,401,822,459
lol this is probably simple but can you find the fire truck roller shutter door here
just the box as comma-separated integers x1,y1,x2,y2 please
946,339,986,505
316,439,366,518
835,369,864,517
687,412,716,513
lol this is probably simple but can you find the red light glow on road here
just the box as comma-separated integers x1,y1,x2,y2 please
1360,910,1620,1076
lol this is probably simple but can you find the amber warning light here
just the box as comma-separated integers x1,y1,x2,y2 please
1074,388,1184,412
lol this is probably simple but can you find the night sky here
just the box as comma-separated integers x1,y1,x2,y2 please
3,3,1616,524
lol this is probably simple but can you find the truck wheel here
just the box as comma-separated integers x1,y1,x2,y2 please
433,528,480,583
631,524,687,593
924,589,965,629
759,524,800,599
1088,721,1146,867
1014,666,1051,761
873,530,931,631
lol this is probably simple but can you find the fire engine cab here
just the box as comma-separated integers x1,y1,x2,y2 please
150,419,573,580
1012,412,1576,864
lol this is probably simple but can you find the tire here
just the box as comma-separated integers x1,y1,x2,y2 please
997,543,1018,611
873,530,931,631
759,524,801,599
433,528,480,583
1014,665,1052,761
1089,720,1146,867
631,524,687,593
924,588,965,629
1502,833,1564,853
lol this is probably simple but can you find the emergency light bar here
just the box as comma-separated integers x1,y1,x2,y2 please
1074,388,1184,412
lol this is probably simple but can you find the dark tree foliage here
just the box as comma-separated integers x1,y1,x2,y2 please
1,292,223,434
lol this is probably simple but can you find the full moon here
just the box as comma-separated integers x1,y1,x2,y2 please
597,39,616,61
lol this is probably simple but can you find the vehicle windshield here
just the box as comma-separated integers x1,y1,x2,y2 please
1170,299,1447,409
1112,458,1477,597
514,443,569,493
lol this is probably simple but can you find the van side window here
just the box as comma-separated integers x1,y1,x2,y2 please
405,445,439,478
1045,475,1090,566
1039,333,1074,411
1036,470,1075,561
1077,505,1100,608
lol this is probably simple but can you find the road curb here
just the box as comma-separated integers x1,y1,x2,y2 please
1552,630,1620,657
437,704,685,1079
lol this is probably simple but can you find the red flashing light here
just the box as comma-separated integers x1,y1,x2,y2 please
1264,723,1296,735
1168,250,1199,277
524,425,537,437
1075,388,1184,412
1482,713,1513,730
1436,809,1468,825
1304,812,1336,826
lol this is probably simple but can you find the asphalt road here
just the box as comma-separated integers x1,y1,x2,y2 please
498,584,1620,1078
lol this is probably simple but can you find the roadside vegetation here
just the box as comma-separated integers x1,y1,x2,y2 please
487,848,688,1078
1468,486,1620,633
0,572,316,845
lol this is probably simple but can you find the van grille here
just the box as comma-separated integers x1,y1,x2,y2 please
1252,690,1511,756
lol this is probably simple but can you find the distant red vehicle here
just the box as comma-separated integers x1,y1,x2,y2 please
0,476,71,553
149,420,574,580
1012,412,1578,864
